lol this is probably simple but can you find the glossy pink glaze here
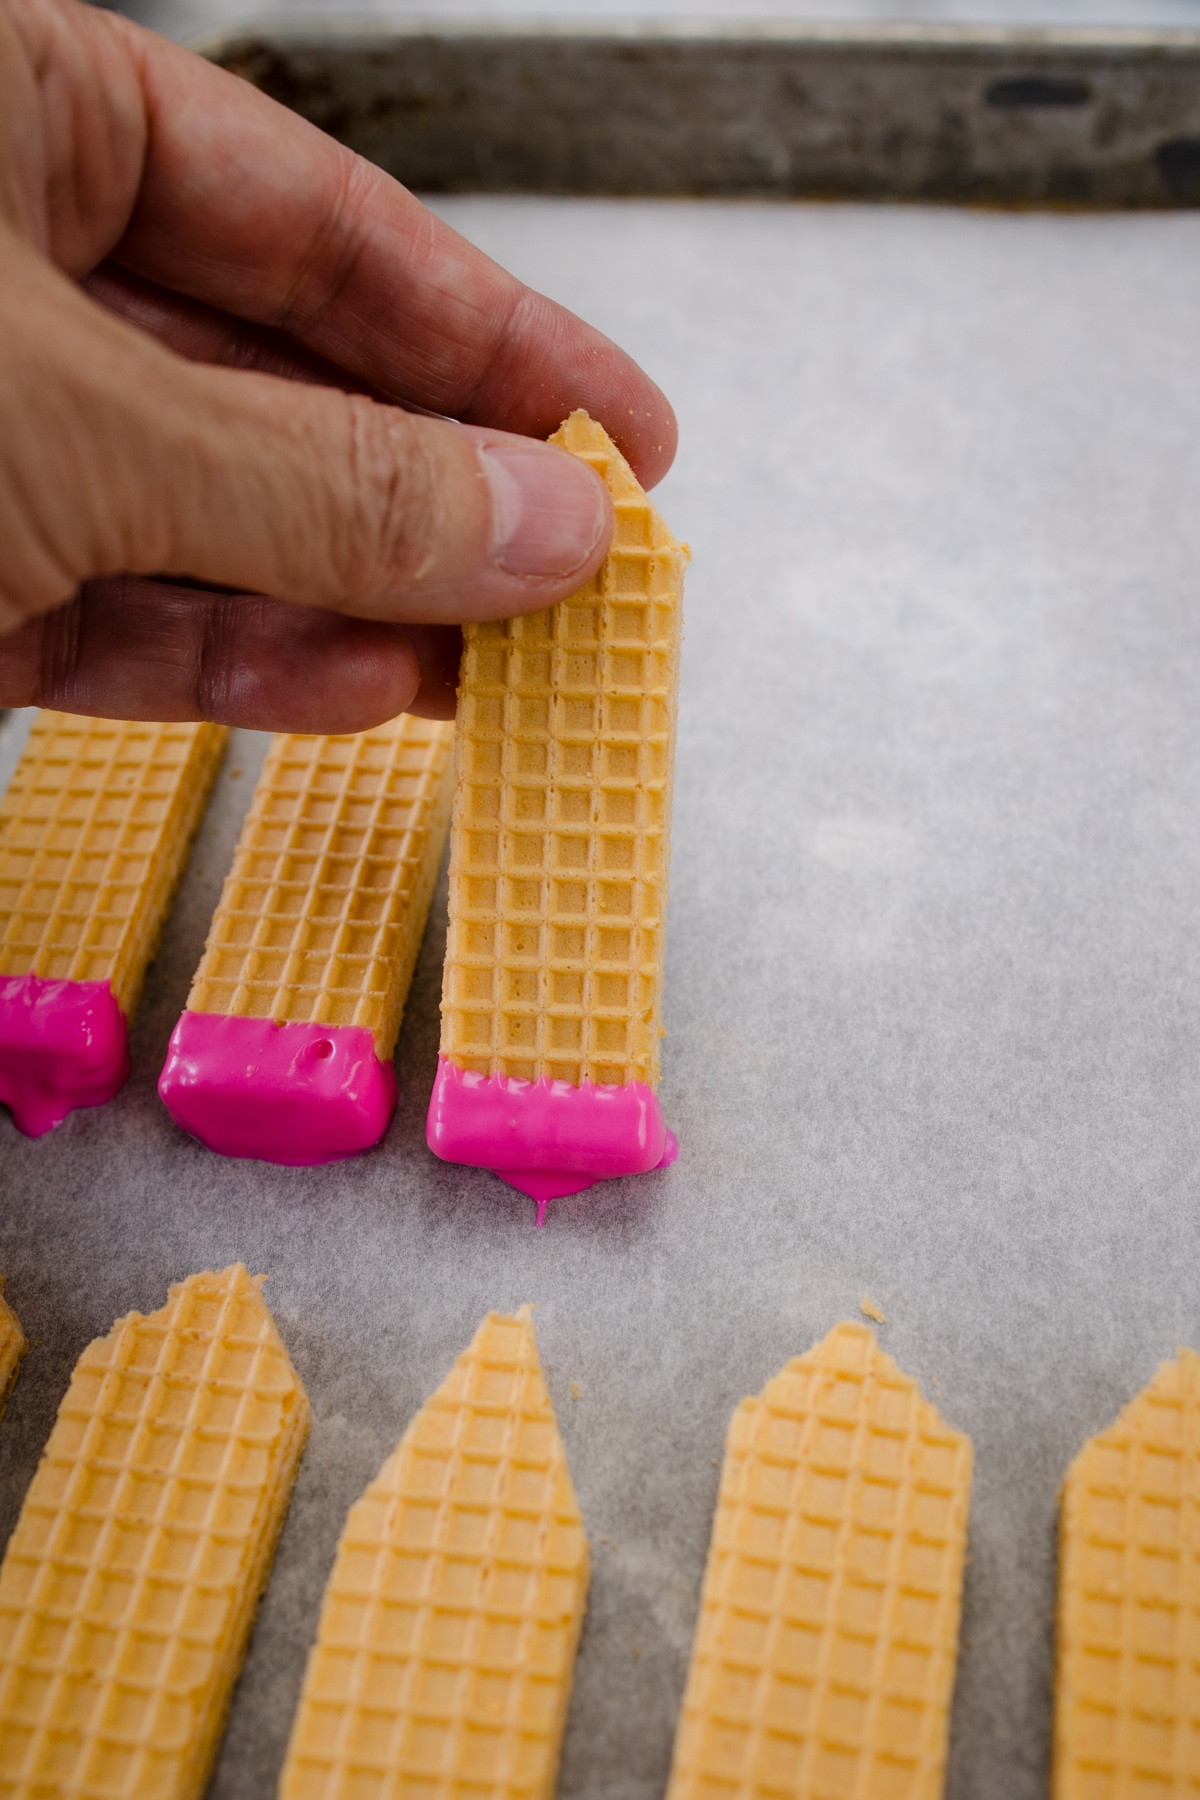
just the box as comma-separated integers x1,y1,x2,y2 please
426,1056,678,1222
158,1012,397,1165
0,974,130,1137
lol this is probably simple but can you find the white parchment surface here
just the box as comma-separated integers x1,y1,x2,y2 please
3,200,1200,1798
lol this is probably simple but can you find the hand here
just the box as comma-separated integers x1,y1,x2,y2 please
0,0,676,730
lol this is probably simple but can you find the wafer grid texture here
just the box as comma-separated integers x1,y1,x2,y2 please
0,1265,310,1800
186,718,455,1057
667,1321,973,1800
440,411,686,1088
0,713,227,1013
1055,1347,1200,1797
279,1309,589,1800
0,1280,27,1426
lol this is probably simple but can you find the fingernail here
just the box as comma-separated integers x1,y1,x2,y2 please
482,442,611,579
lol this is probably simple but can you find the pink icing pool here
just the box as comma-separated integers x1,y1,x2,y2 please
426,1056,678,1222
158,1013,397,1165
0,974,131,1137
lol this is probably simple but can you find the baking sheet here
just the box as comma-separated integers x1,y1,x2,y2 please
4,198,1200,1797
207,17,1200,208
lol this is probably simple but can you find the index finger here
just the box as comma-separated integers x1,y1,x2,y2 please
108,13,677,485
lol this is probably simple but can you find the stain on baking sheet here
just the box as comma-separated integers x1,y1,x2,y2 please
985,75,1093,109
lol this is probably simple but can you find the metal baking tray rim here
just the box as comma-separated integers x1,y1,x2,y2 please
192,16,1200,56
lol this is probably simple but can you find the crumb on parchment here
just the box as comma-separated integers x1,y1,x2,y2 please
860,1294,887,1324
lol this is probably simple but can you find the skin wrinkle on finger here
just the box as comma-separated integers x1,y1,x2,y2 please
0,3,48,240
262,149,379,350
432,275,529,436
374,192,528,407
38,577,81,704
398,417,441,589
340,398,441,597
195,593,249,725
9,0,147,271
0,239,127,617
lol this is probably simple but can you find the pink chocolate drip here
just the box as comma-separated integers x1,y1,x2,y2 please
426,1056,678,1222
158,1012,397,1166
0,974,130,1137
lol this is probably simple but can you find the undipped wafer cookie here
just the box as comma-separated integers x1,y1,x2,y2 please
0,1279,26,1425
666,1321,973,1799
1055,1347,1200,1798
428,412,687,1217
159,718,454,1163
0,712,226,1134
278,1308,588,1799
0,1265,309,1799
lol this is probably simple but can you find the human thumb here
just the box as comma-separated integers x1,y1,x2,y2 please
0,233,614,631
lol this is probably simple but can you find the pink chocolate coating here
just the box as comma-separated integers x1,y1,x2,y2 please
0,974,131,1137
426,1056,678,1221
159,1012,397,1165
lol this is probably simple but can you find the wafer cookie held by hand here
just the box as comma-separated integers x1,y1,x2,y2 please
1055,1347,1200,1799
0,1265,310,1799
159,717,454,1164
667,1322,973,1799
428,411,687,1219
0,713,226,1135
279,1308,588,1800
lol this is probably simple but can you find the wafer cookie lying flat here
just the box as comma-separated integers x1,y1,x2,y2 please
279,1308,588,1800
0,1265,309,1800
159,717,454,1164
428,412,687,1217
0,712,226,1135
0,1279,27,1425
667,1322,973,1800
1055,1346,1200,1798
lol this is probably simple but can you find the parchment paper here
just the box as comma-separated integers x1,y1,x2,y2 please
4,200,1200,1798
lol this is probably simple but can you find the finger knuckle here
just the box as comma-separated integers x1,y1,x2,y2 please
340,399,440,601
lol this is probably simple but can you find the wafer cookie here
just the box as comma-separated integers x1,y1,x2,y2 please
159,717,454,1163
0,1264,309,1799
278,1307,588,1800
666,1321,973,1799
0,1279,27,1425
428,412,686,1217
0,712,226,1134
1055,1346,1200,1797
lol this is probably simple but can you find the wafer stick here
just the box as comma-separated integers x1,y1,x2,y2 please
1055,1347,1200,1798
666,1321,973,1799
159,717,454,1164
0,712,226,1135
428,412,687,1217
278,1307,588,1800
0,1279,27,1426
0,1264,309,1800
